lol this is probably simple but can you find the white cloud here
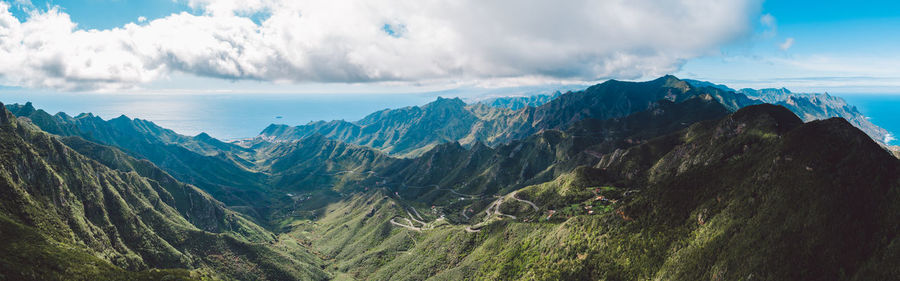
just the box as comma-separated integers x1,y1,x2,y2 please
137,16,146,22
779,37,794,50
0,0,761,91
759,13,777,37
760,13,776,28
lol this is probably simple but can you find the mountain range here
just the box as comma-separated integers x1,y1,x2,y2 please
256,76,756,158
2,75,899,280
258,76,892,159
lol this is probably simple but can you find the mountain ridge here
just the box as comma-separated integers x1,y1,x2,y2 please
3,75,899,280
256,75,759,158
278,102,900,280
683,80,891,144
0,103,330,280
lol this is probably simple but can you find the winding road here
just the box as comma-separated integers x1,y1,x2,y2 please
511,191,539,211
388,188,542,234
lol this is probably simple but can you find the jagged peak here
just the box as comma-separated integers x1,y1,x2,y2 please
656,74,681,82
423,96,466,109
194,132,213,140
54,112,72,119
0,102,14,126
110,114,132,122
260,123,290,135
4,102,36,117
22,101,35,112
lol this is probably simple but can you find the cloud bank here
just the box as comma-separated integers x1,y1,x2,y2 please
0,0,760,91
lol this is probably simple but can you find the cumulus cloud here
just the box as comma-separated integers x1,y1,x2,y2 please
0,0,761,91
780,37,795,50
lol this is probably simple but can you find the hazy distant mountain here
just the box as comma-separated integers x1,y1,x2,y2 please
258,75,758,157
683,78,736,92
4,75,900,280
739,87,891,143
475,91,562,110
682,80,892,144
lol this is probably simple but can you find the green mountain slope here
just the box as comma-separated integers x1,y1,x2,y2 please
287,103,900,280
739,87,890,143
0,213,199,281
4,103,272,218
3,75,898,280
264,97,730,227
379,97,731,206
57,136,272,242
0,103,328,281
682,79,891,144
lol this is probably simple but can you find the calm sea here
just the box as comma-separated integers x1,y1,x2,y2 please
0,92,436,140
838,94,900,145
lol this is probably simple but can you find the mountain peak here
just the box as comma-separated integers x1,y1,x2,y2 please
654,74,690,89
660,74,680,80
730,103,804,133
6,101,37,117
111,114,131,121
424,96,466,109
598,75,687,90
0,102,14,126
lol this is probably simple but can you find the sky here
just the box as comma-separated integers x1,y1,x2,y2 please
677,0,900,93
0,0,898,94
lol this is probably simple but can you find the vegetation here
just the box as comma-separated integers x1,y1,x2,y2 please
0,103,328,280
2,75,898,280
281,104,900,280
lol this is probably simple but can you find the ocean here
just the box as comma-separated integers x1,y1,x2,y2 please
1,91,897,145
838,94,900,145
0,92,436,140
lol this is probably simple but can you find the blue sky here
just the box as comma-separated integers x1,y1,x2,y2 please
1,0,899,94
10,0,192,30
676,0,900,93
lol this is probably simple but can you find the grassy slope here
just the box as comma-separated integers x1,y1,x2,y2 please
0,104,328,281
0,213,206,281
289,104,900,281
4,103,272,217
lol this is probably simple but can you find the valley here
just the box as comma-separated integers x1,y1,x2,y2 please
2,76,899,280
